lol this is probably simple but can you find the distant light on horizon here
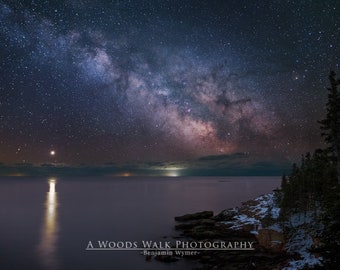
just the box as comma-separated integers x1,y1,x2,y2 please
163,166,185,177
50,150,56,156
166,170,180,177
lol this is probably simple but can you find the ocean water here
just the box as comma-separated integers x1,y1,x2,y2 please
0,176,280,270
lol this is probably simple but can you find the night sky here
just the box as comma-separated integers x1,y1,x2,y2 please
0,0,339,167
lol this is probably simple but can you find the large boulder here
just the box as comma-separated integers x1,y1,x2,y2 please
256,229,285,253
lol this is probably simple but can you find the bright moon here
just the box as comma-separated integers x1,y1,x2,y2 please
50,150,55,156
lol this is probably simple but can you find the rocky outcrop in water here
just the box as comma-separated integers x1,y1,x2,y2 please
172,195,290,269
175,211,214,222
153,193,322,269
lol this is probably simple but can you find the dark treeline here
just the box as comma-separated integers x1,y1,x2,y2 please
275,71,340,268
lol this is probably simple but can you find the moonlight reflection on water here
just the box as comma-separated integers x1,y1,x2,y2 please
37,178,59,270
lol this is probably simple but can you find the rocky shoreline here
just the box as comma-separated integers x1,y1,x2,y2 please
172,196,288,269
151,193,322,269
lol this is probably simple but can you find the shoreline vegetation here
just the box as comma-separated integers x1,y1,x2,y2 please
152,71,340,269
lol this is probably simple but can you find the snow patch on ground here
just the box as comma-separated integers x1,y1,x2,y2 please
283,228,322,270
267,223,283,232
227,214,260,230
253,193,280,219
286,212,314,227
221,193,323,269
223,193,281,231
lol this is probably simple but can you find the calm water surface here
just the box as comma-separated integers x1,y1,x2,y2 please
0,176,280,270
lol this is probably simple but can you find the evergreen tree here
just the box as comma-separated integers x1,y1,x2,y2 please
317,71,340,267
278,73,340,202
318,71,340,184
277,71,340,267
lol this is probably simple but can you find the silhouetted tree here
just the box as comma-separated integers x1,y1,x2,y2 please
277,71,340,267
318,71,340,184
317,71,340,267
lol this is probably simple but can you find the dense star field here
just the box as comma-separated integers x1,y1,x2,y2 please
0,1,339,166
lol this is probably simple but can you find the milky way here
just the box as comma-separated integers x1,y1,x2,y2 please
0,1,339,165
